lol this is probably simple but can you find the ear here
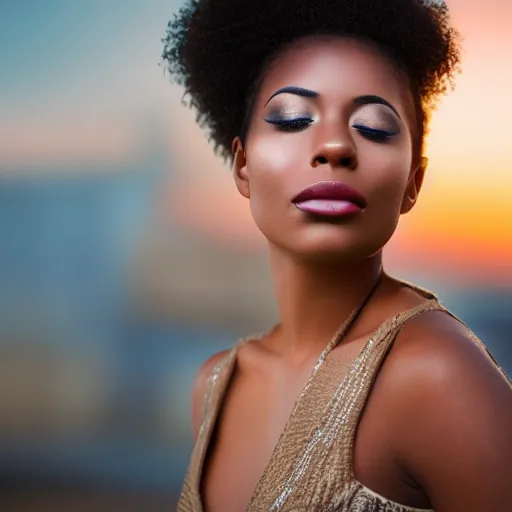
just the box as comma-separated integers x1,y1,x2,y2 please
401,156,427,215
232,137,250,199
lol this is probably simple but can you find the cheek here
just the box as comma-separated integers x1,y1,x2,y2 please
244,136,302,222
362,142,412,210
360,145,412,254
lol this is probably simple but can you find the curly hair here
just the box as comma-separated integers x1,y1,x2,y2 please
162,0,461,162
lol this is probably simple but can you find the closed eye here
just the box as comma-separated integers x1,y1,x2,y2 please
264,117,313,132
352,124,397,142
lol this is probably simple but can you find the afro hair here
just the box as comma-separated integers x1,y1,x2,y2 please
162,0,461,161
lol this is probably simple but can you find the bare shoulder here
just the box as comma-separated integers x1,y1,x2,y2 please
384,309,510,395
377,309,512,511
191,349,232,439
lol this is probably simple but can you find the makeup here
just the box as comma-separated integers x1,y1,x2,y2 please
292,181,366,217
265,86,318,106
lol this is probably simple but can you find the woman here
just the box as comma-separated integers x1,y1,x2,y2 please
162,0,512,510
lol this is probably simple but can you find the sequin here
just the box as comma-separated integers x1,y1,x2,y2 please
177,280,509,512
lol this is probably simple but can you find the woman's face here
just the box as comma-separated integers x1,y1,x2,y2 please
233,37,425,263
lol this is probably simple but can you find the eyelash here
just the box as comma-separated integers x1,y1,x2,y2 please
264,118,397,142
265,118,313,132
351,124,396,142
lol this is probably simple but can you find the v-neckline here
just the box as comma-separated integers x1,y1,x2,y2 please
194,326,381,511
193,285,440,511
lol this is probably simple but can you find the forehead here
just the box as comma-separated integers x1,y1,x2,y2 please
256,36,413,117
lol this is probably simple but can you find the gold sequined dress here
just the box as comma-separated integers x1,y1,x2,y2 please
178,283,508,511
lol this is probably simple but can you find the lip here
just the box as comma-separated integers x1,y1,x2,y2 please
292,181,367,217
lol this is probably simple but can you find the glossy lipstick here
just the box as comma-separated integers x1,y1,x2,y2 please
292,181,366,217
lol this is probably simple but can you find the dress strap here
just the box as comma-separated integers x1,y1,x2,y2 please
340,298,446,481
438,309,511,384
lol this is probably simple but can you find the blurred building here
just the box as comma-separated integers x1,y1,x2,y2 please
0,124,510,510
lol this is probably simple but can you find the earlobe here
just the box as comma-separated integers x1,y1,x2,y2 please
232,137,250,199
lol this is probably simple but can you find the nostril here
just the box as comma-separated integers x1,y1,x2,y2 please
341,157,353,167
316,156,328,165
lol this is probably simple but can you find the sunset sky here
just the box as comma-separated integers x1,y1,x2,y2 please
2,0,512,285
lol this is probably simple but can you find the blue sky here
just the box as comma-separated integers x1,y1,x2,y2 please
1,0,181,119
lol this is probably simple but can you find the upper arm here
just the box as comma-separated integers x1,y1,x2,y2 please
386,313,512,512
191,350,231,440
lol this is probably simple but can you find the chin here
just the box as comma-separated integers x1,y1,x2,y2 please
274,230,390,265
299,245,383,265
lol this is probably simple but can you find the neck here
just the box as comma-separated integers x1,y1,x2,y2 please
268,245,384,357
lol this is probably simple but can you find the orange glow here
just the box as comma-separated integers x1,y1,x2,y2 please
5,0,512,284
168,0,512,283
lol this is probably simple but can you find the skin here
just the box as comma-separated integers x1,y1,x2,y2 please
191,37,512,512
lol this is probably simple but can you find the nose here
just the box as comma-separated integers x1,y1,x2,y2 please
310,125,357,170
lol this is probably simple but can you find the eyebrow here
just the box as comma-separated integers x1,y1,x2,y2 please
264,88,401,119
265,86,318,105
354,95,401,118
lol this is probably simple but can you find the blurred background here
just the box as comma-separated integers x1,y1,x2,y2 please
1,0,511,509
